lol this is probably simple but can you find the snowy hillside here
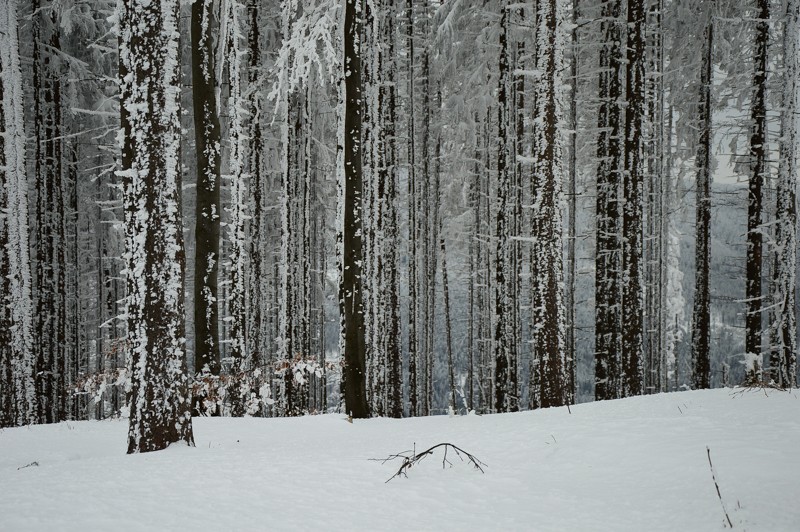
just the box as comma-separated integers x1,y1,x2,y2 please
1,389,798,532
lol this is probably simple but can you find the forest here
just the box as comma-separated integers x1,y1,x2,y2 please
0,0,797,454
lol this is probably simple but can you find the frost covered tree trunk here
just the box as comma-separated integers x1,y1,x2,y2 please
384,4,402,419
0,0,36,427
32,1,67,424
419,43,435,417
406,0,419,417
441,234,456,414
494,1,518,414
691,14,713,390
565,0,579,405
621,0,646,397
745,0,770,383
530,0,567,409
644,0,665,394
119,0,194,453
245,0,267,396
338,0,369,419
770,0,798,388
223,0,251,417
595,0,623,401
192,0,222,380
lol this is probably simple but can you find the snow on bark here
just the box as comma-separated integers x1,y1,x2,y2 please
494,1,519,414
192,0,222,379
221,0,256,416
691,13,713,390
338,0,369,418
594,0,623,401
0,0,36,427
621,0,646,398
770,0,798,388
529,0,567,408
744,0,770,383
118,0,194,453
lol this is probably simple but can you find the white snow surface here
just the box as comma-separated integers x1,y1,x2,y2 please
1,389,798,531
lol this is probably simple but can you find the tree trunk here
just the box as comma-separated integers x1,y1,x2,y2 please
192,0,222,379
770,0,798,388
531,0,567,409
621,0,646,398
120,0,194,453
338,0,369,419
494,2,518,413
0,0,36,427
691,16,713,390
595,0,623,401
745,0,770,383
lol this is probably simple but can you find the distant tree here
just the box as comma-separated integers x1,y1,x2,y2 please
119,0,194,453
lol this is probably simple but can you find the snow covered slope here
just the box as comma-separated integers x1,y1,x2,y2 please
1,389,798,531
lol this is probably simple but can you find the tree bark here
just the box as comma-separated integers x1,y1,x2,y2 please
192,0,222,379
120,0,194,453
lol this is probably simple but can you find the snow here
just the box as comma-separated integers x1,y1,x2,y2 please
1,389,799,531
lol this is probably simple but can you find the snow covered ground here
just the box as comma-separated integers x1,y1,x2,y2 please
1,389,798,531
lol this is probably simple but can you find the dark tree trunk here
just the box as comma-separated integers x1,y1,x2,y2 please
745,0,770,383
691,18,713,390
621,0,646,397
120,0,194,453
595,0,623,401
339,0,369,419
406,0,419,417
192,0,222,379
494,2,518,414
33,3,67,424
531,0,566,409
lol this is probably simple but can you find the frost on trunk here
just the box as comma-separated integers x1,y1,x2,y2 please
494,1,519,414
663,107,684,390
222,0,255,417
33,1,68,424
530,0,567,409
245,0,271,402
193,0,222,380
119,0,194,453
621,0,646,397
770,0,798,388
383,2,402,419
643,0,666,394
362,0,401,418
0,0,36,427
691,14,713,390
338,0,369,418
594,0,623,401
744,0,770,383
405,0,419,417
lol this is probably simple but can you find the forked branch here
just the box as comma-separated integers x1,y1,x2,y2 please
374,443,487,483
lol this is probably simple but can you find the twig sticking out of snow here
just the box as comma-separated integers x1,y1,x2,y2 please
373,443,487,483
706,446,734,528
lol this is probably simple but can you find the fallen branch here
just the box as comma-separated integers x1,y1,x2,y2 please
374,443,486,483
707,446,733,528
